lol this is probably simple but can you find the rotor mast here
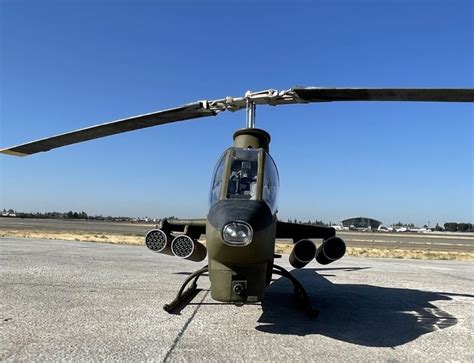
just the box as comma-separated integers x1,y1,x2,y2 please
245,93,256,128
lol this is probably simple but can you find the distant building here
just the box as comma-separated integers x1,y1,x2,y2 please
341,217,382,230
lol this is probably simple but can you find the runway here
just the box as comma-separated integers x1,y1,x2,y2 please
1,238,473,361
1,217,473,253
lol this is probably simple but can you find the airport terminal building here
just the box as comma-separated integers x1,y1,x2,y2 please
341,217,382,230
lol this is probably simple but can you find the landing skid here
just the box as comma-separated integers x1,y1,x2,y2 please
163,265,208,314
272,264,319,319
163,264,319,319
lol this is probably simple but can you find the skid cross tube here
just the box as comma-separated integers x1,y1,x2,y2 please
163,264,318,318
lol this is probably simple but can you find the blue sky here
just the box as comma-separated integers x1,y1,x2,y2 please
1,0,473,226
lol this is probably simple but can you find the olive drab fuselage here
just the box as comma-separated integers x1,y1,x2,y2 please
206,128,279,303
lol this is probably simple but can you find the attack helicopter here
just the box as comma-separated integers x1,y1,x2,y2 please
2,87,473,317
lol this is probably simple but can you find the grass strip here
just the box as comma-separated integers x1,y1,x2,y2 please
1,229,472,261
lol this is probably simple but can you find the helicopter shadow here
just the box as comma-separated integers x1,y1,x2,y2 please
256,268,469,347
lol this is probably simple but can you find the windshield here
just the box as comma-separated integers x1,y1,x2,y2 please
226,148,259,200
209,150,227,206
263,152,279,214
209,147,279,215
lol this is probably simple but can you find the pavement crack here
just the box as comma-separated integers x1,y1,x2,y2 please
163,290,209,362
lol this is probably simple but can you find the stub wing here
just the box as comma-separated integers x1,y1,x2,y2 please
161,218,207,239
276,221,335,242
276,221,347,266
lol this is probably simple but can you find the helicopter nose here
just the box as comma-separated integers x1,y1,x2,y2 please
207,199,274,242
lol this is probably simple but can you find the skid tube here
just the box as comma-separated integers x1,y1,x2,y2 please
163,265,208,314
272,264,319,319
163,264,318,318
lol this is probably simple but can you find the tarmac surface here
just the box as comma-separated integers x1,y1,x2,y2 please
1,217,473,252
1,238,473,361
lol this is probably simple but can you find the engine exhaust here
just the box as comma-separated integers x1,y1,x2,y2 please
145,229,173,256
315,236,346,265
171,235,207,262
289,239,317,268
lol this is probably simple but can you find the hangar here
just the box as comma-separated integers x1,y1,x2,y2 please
341,217,382,230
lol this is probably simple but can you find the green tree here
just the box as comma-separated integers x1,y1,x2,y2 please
458,223,472,232
444,223,458,232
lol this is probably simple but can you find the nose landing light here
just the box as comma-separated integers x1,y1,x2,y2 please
222,221,253,246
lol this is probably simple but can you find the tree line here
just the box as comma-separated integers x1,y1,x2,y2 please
1,209,133,221
286,219,330,227
2,209,472,231
443,222,473,232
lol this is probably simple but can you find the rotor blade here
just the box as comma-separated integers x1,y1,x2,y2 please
292,88,474,103
0,102,216,156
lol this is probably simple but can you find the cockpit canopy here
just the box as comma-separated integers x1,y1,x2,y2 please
209,147,279,215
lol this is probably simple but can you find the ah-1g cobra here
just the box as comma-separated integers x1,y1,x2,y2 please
2,87,473,317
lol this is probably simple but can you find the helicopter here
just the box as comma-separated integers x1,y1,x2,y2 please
2,87,473,318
